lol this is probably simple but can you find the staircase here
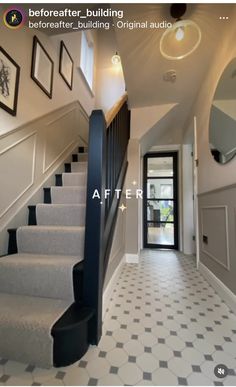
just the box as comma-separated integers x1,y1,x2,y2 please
0,147,94,368
0,96,130,369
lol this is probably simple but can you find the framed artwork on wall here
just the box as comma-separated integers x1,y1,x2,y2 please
31,36,54,98
0,46,20,116
59,41,74,90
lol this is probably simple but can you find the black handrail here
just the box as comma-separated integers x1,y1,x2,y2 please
83,100,130,344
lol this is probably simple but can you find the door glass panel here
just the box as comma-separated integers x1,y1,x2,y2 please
147,157,173,177
147,179,173,199
159,200,174,222
147,200,174,222
147,200,160,223
147,223,174,245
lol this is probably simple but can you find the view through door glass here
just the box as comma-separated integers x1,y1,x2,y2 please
144,153,178,249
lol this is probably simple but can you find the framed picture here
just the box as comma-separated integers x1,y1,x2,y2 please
31,36,54,98
59,41,74,90
0,47,20,116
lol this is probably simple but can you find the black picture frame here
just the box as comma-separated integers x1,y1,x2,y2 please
59,41,74,90
31,36,54,99
0,46,20,116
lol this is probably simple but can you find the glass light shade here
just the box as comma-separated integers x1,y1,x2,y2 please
160,20,201,60
111,53,121,65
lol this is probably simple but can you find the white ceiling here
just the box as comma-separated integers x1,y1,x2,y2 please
111,4,236,148
113,4,235,109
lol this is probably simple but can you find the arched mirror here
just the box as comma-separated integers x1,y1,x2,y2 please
209,58,236,164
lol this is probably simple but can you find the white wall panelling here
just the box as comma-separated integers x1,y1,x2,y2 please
200,205,230,270
0,101,89,255
0,132,37,219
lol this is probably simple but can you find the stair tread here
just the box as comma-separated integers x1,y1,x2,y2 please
0,292,70,323
0,253,83,265
37,203,86,208
71,161,88,164
18,225,85,231
51,186,86,190
62,172,87,176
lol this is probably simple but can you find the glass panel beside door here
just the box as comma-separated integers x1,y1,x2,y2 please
143,153,178,249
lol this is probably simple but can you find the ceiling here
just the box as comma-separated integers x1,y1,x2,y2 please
112,4,235,108
111,4,236,147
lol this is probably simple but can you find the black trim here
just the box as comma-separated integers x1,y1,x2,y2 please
43,188,51,203
73,262,84,302
64,163,71,172
28,205,37,225
7,229,18,254
78,146,85,153
55,174,63,186
72,154,78,162
52,303,94,367
143,152,179,250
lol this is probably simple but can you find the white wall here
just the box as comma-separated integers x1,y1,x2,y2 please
189,7,236,194
131,104,176,140
0,25,96,136
125,139,142,257
95,28,125,114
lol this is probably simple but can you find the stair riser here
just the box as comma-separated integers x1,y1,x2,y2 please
71,162,88,173
36,204,86,227
77,154,88,162
17,228,85,256
51,187,86,205
0,258,83,302
0,262,73,301
62,173,87,187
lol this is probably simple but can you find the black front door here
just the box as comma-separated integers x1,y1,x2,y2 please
143,152,179,249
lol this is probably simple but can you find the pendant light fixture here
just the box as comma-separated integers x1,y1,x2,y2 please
111,51,121,65
160,4,201,60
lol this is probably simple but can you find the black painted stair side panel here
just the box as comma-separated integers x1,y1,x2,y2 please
55,174,63,186
8,229,17,254
44,188,51,203
64,163,71,173
78,147,85,153
28,205,37,225
73,262,84,302
72,154,78,162
52,304,94,367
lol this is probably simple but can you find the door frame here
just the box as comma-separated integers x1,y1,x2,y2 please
193,116,200,267
143,151,179,249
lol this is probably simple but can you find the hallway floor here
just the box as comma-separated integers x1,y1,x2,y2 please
0,250,236,386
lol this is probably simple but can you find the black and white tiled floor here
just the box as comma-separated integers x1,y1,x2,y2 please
0,250,236,386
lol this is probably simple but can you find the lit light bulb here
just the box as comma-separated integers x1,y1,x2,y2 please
111,52,121,65
175,26,184,41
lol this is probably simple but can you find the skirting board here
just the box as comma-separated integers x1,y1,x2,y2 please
199,262,236,314
125,253,139,264
103,255,125,318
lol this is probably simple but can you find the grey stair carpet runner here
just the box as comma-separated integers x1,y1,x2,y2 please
0,152,88,367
